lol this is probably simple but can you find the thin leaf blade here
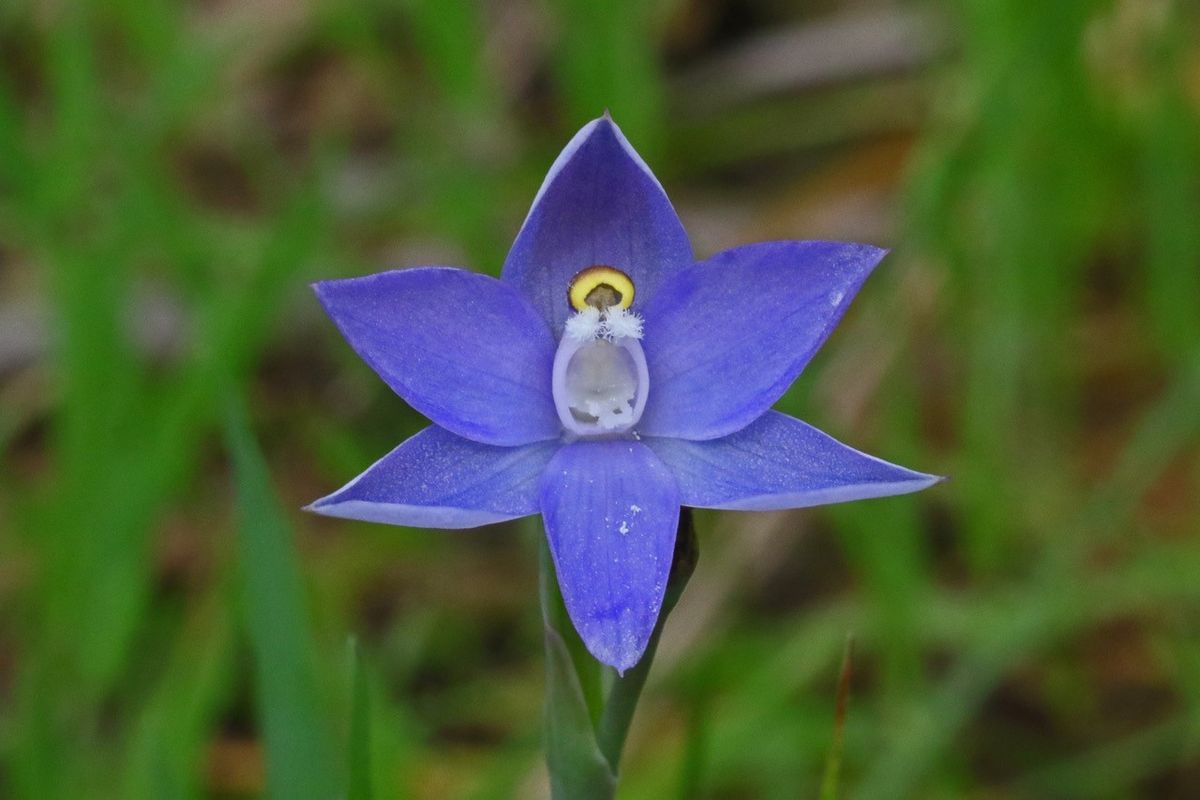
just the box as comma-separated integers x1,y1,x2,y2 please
226,395,340,800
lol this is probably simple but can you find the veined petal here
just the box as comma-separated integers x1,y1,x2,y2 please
503,116,693,332
314,267,560,446
540,439,680,673
646,411,941,511
307,425,559,528
637,241,886,440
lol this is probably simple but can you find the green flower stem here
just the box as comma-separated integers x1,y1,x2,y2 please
540,542,616,800
541,510,699,798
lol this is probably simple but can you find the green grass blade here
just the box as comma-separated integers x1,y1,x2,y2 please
348,639,374,800
818,636,854,800
225,394,341,800
122,588,235,800
548,0,665,157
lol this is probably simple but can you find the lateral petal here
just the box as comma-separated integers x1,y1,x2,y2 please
314,267,560,446
646,411,941,511
638,241,887,440
308,425,559,528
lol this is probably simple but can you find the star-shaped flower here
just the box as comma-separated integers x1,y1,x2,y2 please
309,115,940,672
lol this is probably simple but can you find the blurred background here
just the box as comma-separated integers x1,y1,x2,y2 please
2,0,1199,797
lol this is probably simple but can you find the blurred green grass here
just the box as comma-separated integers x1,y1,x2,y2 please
1,0,1198,798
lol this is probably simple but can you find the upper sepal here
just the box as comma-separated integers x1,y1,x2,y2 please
502,116,693,332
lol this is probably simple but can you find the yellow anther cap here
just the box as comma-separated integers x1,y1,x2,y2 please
567,265,635,312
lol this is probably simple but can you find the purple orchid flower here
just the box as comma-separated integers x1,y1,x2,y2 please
308,115,940,672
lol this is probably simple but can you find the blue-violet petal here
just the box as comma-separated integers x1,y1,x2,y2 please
539,439,680,673
502,116,693,332
314,267,560,446
646,411,941,510
637,241,887,440
308,425,559,528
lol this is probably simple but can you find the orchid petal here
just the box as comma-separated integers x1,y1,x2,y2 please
502,116,693,332
539,439,680,673
314,267,560,446
637,241,886,440
646,411,941,510
308,425,558,528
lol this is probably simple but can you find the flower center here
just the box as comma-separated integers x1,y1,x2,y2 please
552,266,647,439
552,334,648,437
